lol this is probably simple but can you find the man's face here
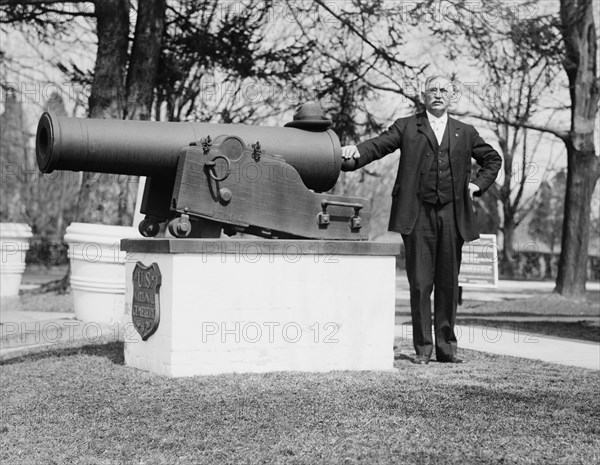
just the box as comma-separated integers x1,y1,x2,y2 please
423,77,453,116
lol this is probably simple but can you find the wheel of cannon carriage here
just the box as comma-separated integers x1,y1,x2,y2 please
168,215,192,238
139,217,160,237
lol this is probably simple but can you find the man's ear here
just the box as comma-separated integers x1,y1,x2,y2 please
419,90,426,108
416,95,426,113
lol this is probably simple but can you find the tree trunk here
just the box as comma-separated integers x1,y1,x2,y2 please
497,132,516,278
556,0,600,298
125,0,166,121
501,215,516,279
555,144,598,297
119,0,167,224
75,0,130,225
55,174,67,238
88,0,129,119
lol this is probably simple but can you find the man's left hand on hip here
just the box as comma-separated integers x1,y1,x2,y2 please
468,183,480,200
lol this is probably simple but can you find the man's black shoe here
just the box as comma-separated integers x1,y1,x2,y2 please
437,356,466,364
412,355,431,365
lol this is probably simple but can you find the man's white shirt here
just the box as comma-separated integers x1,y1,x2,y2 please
426,110,448,145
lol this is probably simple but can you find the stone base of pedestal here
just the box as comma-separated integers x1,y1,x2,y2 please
121,239,399,377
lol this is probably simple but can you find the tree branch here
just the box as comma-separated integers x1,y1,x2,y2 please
450,110,569,141
310,0,417,71
0,0,91,4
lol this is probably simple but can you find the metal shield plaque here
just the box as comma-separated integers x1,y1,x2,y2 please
132,262,162,341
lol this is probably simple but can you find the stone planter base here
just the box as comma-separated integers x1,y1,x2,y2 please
0,223,33,299
65,222,140,325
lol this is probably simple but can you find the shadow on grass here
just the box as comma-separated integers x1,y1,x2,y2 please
0,341,125,366
460,292,600,317
393,342,415,362
457,318,600,343
394,352,413,362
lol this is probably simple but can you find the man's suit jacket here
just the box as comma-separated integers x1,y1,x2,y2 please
345,112,502,242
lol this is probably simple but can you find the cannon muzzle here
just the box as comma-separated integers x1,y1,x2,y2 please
36,112,342,192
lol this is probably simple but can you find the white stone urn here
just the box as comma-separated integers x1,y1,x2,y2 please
0,222,33,298
64,222,140,325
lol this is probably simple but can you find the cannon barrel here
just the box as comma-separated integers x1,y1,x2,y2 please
36,112,342,192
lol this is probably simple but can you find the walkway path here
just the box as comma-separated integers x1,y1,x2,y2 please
394,323,600,370
0,308,113,359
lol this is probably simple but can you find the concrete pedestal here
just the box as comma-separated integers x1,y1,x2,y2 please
121,239,400,377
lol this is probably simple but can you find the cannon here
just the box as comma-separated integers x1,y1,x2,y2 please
35,104,371,240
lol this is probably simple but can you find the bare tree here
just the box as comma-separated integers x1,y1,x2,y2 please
0,91,29,223
74,0,166,225
1,0,167,225
529,170,566,254
555,0,599,297
155,0,315,125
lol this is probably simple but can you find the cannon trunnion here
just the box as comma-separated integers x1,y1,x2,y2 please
36,112,371,240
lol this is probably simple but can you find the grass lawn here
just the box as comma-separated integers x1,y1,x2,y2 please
1,339,599,465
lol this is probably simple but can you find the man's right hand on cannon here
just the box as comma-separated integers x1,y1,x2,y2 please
341,145,360,160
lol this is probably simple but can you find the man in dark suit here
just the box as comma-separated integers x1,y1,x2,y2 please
341,75,502,364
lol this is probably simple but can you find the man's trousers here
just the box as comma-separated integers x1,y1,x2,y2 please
401,201,464,360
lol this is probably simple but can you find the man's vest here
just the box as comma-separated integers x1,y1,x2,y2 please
422,126,453,205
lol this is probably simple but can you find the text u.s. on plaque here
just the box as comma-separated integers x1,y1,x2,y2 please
132,262,162,340
459,234,498,288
